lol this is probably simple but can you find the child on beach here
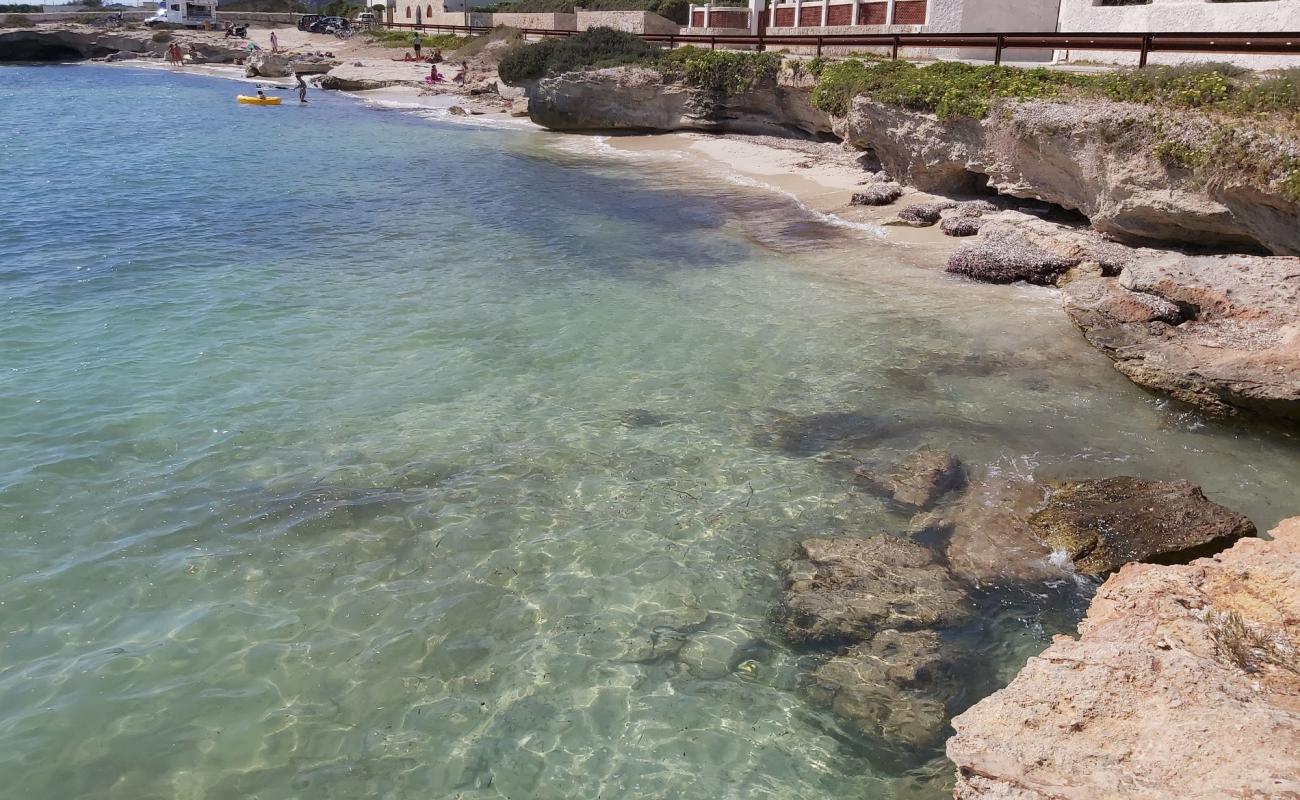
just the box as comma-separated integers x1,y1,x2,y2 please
295,73,308,103
454,60,467,85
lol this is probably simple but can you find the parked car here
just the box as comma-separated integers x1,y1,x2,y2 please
295,13,320,30
309,15,350,34
352,11,376,30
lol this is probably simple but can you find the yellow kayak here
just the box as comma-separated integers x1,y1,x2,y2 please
237,95,281,105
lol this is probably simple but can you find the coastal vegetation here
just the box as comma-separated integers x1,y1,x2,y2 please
807,57,1300,122
2,13,32,26
499,27,781,90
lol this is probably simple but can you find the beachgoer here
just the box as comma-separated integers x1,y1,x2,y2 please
295,72,307,103
428,63,438,83
454,60,467,85
224,22,234,38
431,48,442,63
256,89,267,99
401,51,413,61
187,44,199,62
269,30,278,53
411,32,421,61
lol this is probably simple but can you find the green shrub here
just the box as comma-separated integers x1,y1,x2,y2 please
498,26,652,83
1151,139,1208,168
659,47,780,92
2,12,33,25
0,3,42,11
151,29,171,41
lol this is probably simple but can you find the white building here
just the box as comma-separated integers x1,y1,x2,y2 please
1057,0,1300,69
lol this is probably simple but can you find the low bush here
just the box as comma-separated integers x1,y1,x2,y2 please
658,47,781,92
2,12,33,25
810,58,1300,122
0,3,42,11
498,26,651,83
368,28,471,49
151,29,171,41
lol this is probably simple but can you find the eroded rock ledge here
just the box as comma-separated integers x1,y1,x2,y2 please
946,516,1300,800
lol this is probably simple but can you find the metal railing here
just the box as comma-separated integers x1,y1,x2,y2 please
378,23,1300,66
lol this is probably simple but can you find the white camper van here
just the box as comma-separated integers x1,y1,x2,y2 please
144,0,218,28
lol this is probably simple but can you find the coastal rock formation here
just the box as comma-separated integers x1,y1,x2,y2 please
524,66,833,137
854,448,964,511
1063,251,1300,421
946,229,1079,285
946,516,1300,800
807,629,961,747
1028,477,1257,575
245,52,291,78
772,536,969,645
838,97,1300,256
0,28,149,61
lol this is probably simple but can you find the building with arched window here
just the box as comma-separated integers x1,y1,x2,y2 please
391,0,467,23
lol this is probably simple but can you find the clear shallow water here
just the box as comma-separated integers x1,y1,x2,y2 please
1,64,1298,800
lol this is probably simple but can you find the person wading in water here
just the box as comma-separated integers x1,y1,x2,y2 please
295,73,308,103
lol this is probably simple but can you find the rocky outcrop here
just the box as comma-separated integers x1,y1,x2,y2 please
244,52,290,78
1063,251,1300,421
1028,477,1257,575
947,228,1080,286
772,536,969,645
0,28,150,61
838,97,1300,256
912,469,1258,584
947,516,1300,800
524,65,833,137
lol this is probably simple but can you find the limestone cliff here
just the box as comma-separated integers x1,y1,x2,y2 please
838,97,1300,257
946,516,1300,800
525,66,834,138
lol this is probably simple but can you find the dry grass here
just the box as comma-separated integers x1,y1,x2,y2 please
1210,610,1299,676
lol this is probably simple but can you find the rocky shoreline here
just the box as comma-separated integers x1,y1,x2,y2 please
517,65,1300,426
509,61,1300,796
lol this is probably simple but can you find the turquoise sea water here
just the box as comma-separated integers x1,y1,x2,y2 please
2,64,1298,800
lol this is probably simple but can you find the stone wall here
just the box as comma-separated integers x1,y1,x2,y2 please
1057,0,1300,69
491,11,577,29
576,10,681,33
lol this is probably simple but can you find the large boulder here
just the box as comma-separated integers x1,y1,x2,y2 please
1064,251,1300,422
808,629,962,747
772,536,970,645
946,229,1079,285
244,52,291,78
947,517,1300,800
1029,477,1256,575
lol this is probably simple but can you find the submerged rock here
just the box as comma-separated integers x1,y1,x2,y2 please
946,230,1079,285
676,624,766,679
1028,477,1256,575
851,183,903,206
618,408,671,428
947,517,1300,800
772,536,969,646
809,629,962,747
855,448,964,512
